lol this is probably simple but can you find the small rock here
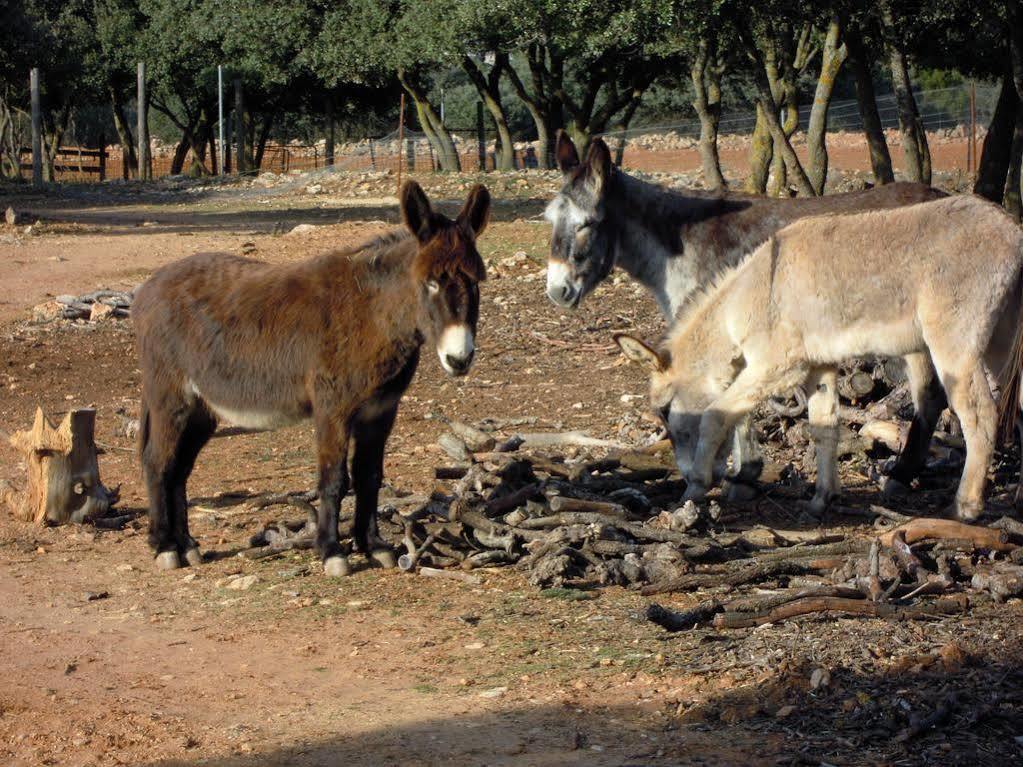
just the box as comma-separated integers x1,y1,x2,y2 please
227,574,259,590
775,705,796,719
464,641,486,650
810,667,831,690
84,591,109,602
286,223,319,236
31,301,63,324
478,686,507,699
5,206,22,226
89,302,115,322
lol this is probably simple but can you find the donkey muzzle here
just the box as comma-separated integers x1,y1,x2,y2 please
438,325,476,377
546,260,583,309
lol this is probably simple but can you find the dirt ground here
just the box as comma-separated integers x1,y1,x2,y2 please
1,174,1022,767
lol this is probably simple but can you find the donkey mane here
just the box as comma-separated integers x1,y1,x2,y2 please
666,247,757,350
607,171,753,254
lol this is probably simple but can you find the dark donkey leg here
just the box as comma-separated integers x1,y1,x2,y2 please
314,403,352,577
352,404,400,569
140,391,192,570
884,352,947,499
168,405,217,566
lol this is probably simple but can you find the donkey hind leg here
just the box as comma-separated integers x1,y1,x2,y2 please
806,367,840,515
687,362,807,501
884,352,947,499
936,363,997,520
722,415,764,502
141,392,192,570
314,410,352,577
352,404,400,569
1015,417,1023,510
169,405,217,567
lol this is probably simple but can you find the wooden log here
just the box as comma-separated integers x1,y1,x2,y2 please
878,518,1014,552
646,600,722,631
858,420,907,452
889,531,922,580
712,596,965,629
446,420,496,452
7,408,118,524
517,431,627,450
548,495,630,516
970,566,1023,602
838,370,875,401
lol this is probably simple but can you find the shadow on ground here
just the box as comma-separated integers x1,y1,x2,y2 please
143,644,1023,767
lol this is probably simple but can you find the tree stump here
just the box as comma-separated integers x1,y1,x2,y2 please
7,407,118,524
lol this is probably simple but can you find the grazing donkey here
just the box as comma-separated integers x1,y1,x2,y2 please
134,181,490,576
545,132,946,498
616,195,1023,520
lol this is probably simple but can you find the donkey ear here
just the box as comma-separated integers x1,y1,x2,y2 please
457,184,491,236
556,130,580,173
400,180,434,241
614,333,667,372
586,138,613,194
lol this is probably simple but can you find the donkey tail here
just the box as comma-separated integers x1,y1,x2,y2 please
996,271,1023,446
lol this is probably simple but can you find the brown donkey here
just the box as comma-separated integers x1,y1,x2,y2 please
133,181,490,576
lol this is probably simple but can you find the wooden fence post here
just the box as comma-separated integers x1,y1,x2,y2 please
476,101,486,172
98,133,106,181
325,95,335,167
137,62,151,180
234,78,245,175
30,68,41,185
397,92,405,194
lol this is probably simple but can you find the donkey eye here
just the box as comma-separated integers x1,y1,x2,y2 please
426,279,440,294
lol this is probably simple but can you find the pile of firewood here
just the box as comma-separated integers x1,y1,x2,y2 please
239,410,1022,627
32,289,134,323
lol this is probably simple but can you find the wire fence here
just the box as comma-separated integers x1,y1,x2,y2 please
6,83,997,184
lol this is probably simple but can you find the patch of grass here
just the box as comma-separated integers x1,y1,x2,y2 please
539,587,598,601
412,683,438,694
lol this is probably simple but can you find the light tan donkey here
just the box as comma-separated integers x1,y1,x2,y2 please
616,194,1023,520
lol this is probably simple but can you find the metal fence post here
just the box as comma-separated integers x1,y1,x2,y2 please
30,68,42,185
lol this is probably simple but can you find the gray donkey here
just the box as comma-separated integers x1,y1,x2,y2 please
545,132,945,499
616,195,1023,520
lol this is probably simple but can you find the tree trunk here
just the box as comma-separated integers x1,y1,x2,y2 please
234,79,247,174
888,45,930,183
7,408,117,525
170,133,190,175
612,93,642,166
806,18,848,195
325,95,335,167
109,87,137,179
975,68,1019,205
254,111,274,170
1005,103,1023,221
846,29,894,185
397,69,460,171
690,39,726,190
463,54,514,171
747,104,774,193
738,23,816,197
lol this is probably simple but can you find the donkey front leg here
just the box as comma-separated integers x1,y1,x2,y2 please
806,367,840,515
352,404,399,569
939,364,997,520
314,411,352,577
723,415,764,501
884,352,946,499
688,364,806,502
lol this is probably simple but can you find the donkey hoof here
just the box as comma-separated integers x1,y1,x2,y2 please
323,555,351,578
155,551,182,570
369,549,397,569
682,483,708,503
723,480,758,502
183,547,203,568
882,478,910,500
955,500,983,522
